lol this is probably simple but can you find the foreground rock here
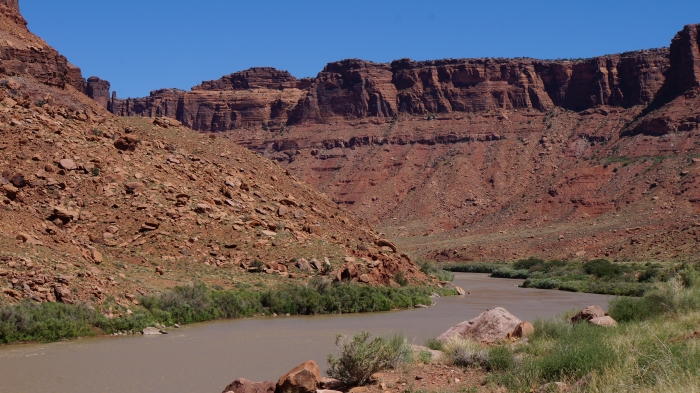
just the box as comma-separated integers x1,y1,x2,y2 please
569,305,606,323
275,360,320,393
222,378,275,393
507,321,535,339
437,307,523,343
589,316,618,327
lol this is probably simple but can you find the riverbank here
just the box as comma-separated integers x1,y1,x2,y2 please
443,258,696,297
0,280,456,344
0,273,610,393
253,273,700,393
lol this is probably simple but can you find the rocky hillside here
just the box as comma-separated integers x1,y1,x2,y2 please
0,2,425,307
114,23,700,262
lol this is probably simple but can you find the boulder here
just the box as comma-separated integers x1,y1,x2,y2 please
569,305,605,323
51,206,79,222
589,316,617,327
507,321,535,339
438,307,522,343
222,378,275,393
296,258,312,272
59,158,77,170
142,327,162,335
114,135,140,151
454,286,466,295
275,360,320,393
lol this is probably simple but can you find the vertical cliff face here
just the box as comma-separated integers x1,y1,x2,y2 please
84,76,110,109
666,24,700,95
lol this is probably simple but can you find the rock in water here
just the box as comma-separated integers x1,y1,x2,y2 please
222,378,275,393
275,360,320,393
142,327,162,335
438,307,522,343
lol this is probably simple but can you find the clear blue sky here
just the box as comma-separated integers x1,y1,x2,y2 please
21,0,700,98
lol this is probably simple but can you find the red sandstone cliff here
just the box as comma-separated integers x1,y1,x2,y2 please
112,46,675,132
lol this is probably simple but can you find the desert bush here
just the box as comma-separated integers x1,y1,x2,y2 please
491,268,529,279
513,257,545,271
327,331,411,386
394,271,409,287
583,259,622,278
442,336,489,368
418,350,433,364
425,337,444,351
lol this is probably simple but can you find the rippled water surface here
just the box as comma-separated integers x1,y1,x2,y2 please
0,273,610,393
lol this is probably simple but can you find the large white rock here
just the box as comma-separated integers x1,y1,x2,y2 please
438,307,522,343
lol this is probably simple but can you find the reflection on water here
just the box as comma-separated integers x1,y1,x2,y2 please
0,274,610,393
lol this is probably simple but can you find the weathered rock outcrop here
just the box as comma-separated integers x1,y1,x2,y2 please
84,76,110,109
0,1,110,110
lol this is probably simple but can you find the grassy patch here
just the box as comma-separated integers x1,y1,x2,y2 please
484,274,700,391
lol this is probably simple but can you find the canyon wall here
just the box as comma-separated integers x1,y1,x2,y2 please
111,45,679,132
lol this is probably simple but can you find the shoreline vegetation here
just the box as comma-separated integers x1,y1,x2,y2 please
443,257,699,297
0,279,457,345
320,269,700,392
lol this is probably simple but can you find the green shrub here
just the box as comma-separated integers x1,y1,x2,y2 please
513,257,545,271
583,259,621,278
425,337,444,351
418,350,433,364
327,331,411,386
394,271,409,287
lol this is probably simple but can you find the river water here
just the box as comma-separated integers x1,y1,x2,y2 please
0,274,610,393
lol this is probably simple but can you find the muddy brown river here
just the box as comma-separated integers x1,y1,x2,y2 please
0,274,610,392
